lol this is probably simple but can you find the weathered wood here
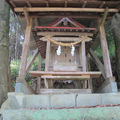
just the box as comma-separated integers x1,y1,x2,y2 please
19,17,33,79
14,7,118,13
45,40,50,71
44,40,50,88
39,89,91,94
37,32,93,36
10,0,16,8
23,7,30,26
27,1,32,7
44,78,48,89
53,63,78,72
29,71,101,78
81,41,86,72
98,18,113,78
82,0,87,8
89,48,106,79
65,1,67,7
79,44,82,67
40,37,92,42
26,48,39,73
46,1,49,7
101,7,108,26
41,75,90,80
37,53,42,93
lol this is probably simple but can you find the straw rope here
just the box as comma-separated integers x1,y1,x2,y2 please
45,36,88,47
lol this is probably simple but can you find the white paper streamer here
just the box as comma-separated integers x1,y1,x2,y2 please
71,45,75,56
57,45,61,56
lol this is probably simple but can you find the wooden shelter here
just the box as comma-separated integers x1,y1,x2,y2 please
6,0,120,94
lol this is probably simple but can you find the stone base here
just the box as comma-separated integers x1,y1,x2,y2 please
15,83,34,94
1,92,120,113
97,82,118,93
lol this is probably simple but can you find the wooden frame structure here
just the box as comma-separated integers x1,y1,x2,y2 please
6,0,119,94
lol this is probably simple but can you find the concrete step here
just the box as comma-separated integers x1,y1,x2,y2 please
2,106,120,120
1,92,120,111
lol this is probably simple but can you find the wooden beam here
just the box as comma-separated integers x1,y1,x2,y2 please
81,41,86,72
23,7,30,26
40,37,92,42
82,0,87,8
10,0,16,8
46,1,49,7
29,71,101,78
101,7,109,26
37,53,42,93
41,76,90,80
65,1,67,7
39,89,91,94
89,48,106,79
116,4,120,11
37,32,93,36
26,48,39,73
99,1,105,8
27,1,32,7
21,14,111,19
95,1,105,15
19,17,33,79
45,40,50,71
98,18,113,78
14,7,118,13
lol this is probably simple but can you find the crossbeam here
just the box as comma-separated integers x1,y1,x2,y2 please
41,76,90,80
14,7,118,13
29,71,101,78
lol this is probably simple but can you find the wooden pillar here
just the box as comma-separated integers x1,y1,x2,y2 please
81,41,86,72
44,40,50,88
18,17,33,80
45,40,50,71
37,53,42,93
98,18,113,78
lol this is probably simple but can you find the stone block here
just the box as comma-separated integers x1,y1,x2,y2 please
15,83,33,94
25,95,49,108
76,94,101,107
101,93,120,105
50,94,75,108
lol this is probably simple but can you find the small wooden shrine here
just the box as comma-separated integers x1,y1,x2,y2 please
6,0,119,94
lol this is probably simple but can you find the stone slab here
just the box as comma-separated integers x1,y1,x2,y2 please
3,106,120,120
76,94,101,107
101,93,120,105
25,95,49,108
49,94,75,108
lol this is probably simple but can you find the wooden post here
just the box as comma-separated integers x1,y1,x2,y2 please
37,53,42,93
81,41,86,72
19,17,33,80
45,40,50,71
98,18,113,78
44,40,50,88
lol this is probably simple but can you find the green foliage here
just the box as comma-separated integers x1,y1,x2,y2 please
10,57,45,82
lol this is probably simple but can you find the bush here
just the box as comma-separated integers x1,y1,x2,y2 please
10,56,45,82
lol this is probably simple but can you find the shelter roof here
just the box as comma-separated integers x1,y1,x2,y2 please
6,0,120,18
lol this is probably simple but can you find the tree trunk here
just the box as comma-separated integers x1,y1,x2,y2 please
0,0,10,105
111,13,120,82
